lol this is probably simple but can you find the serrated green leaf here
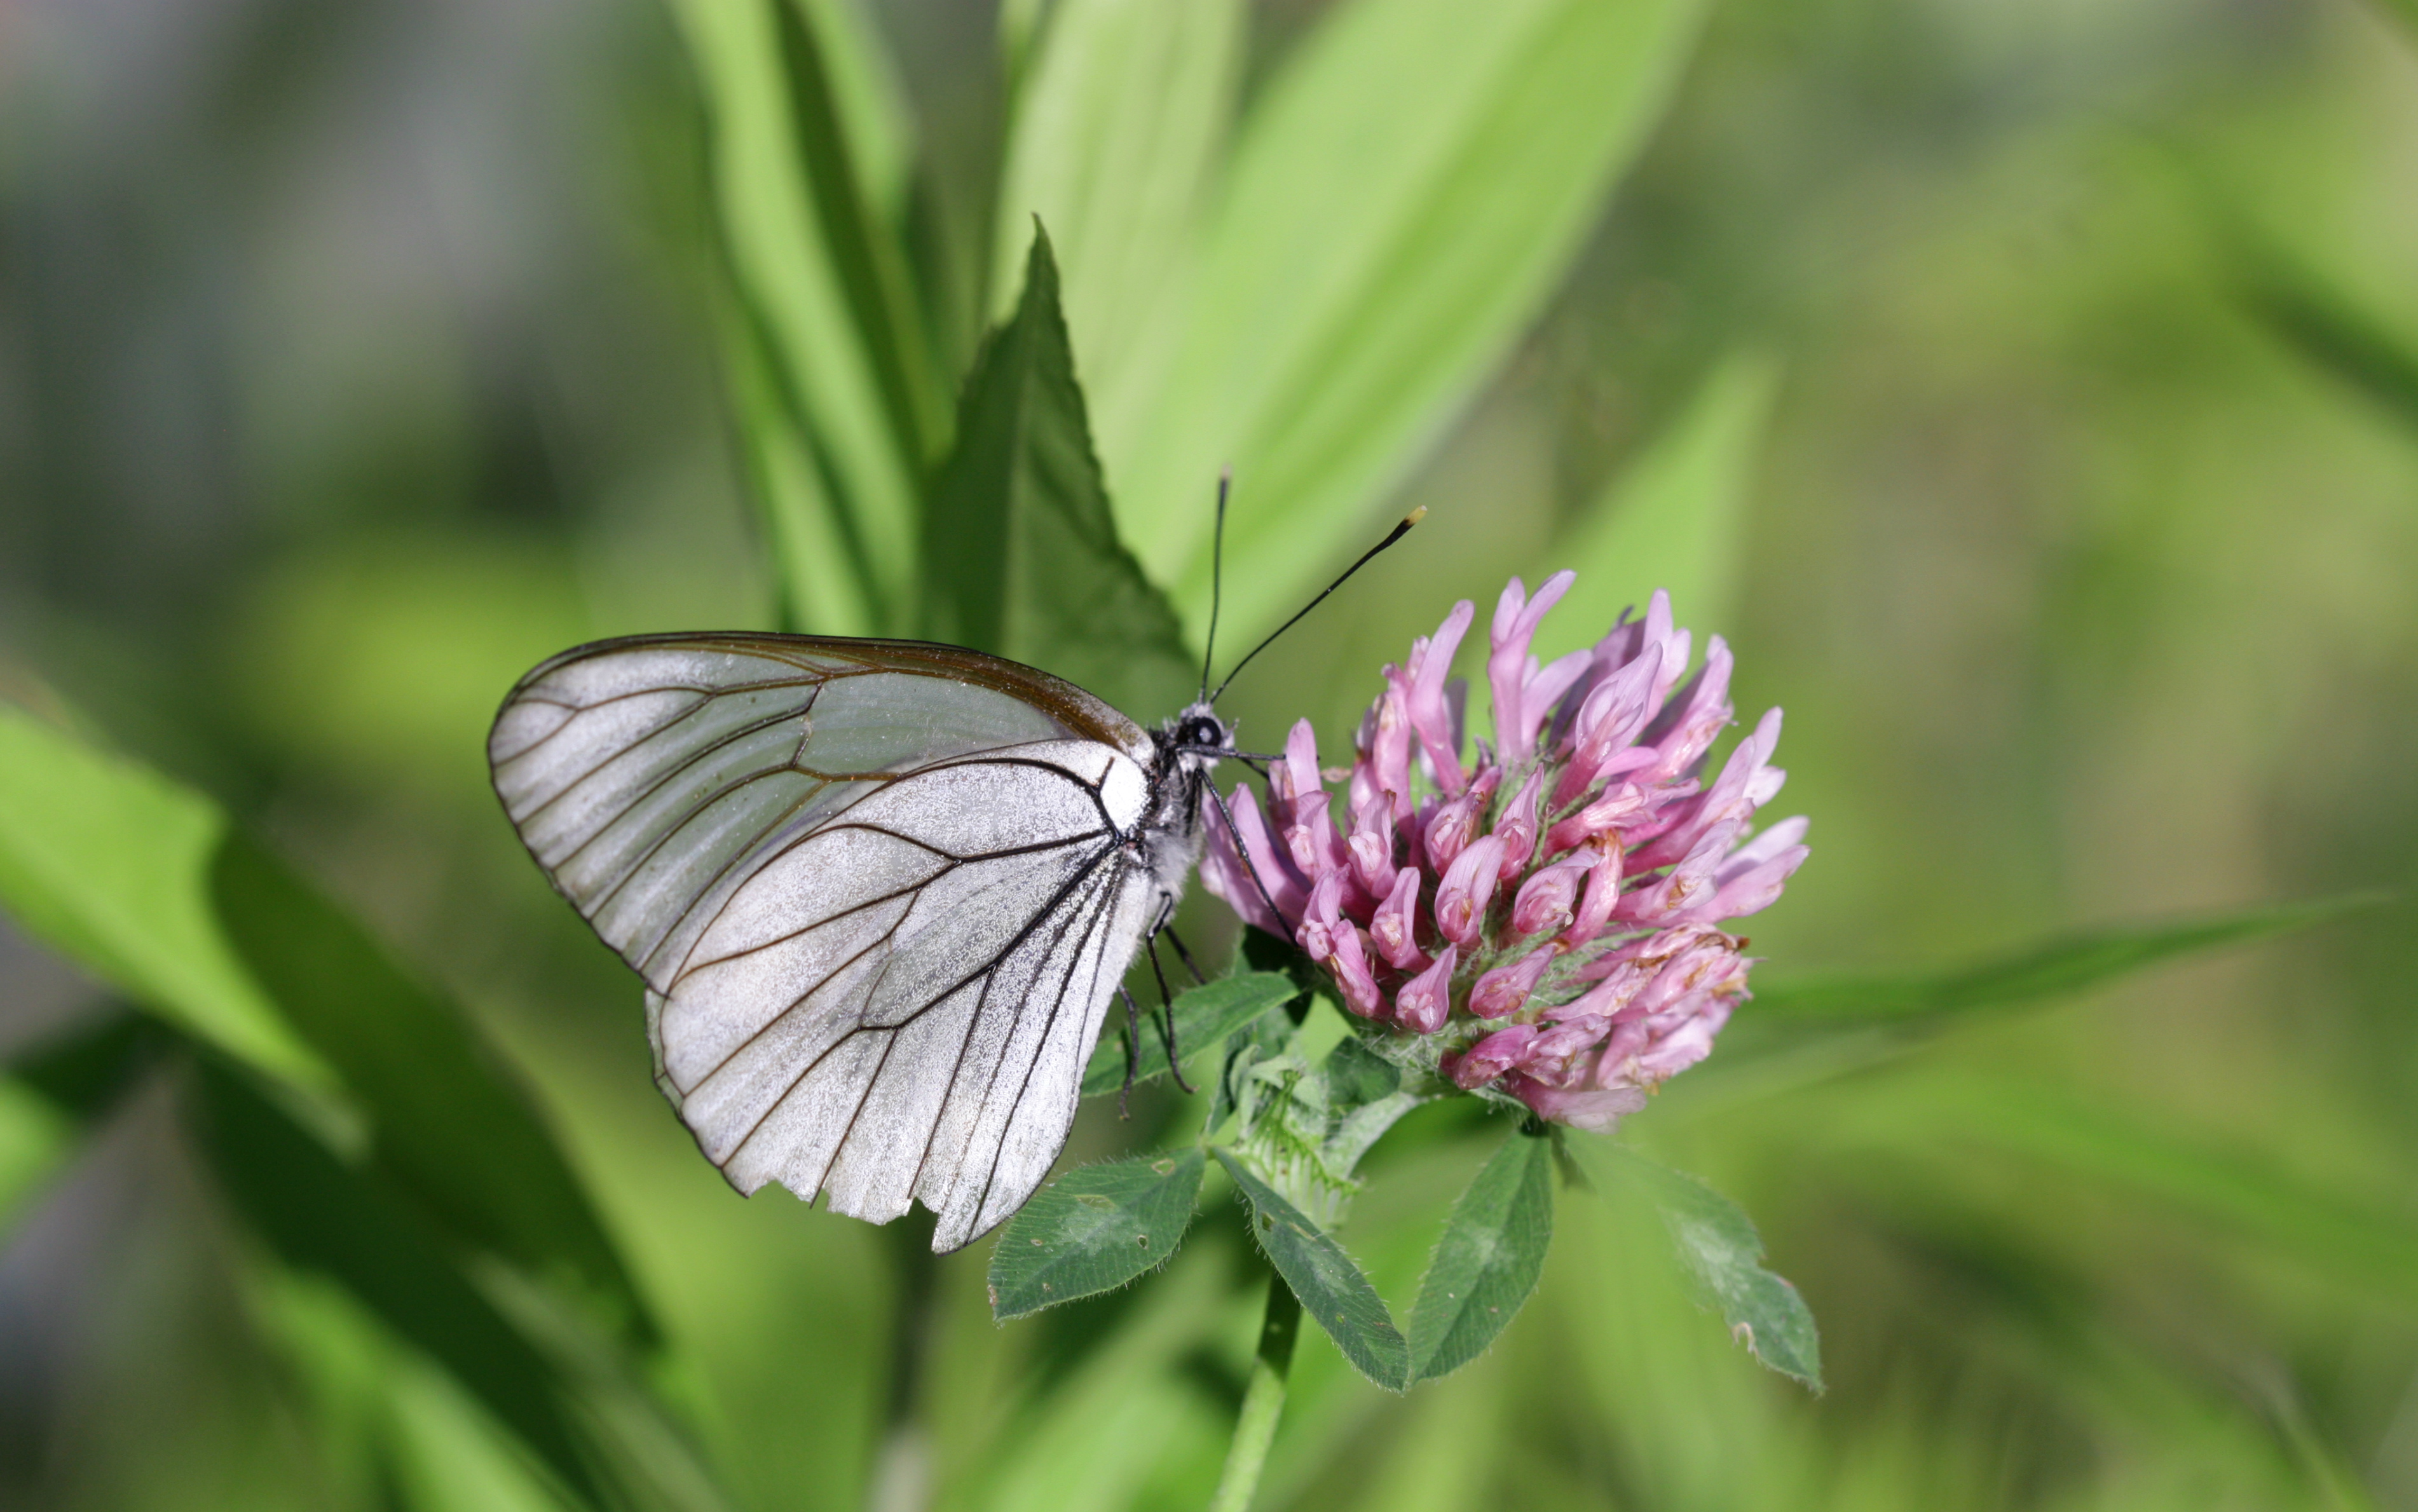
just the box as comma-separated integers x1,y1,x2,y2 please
923,226,1198,724
991,0,1242,474
0,705,334,1093
1539,351,1781,659
1405,1124,1554,1384
1113,0,1710,643
1215,1148,1409,1391
1601,1147,1822,1391
1081,971,1300,1098
988,1148,1207,1320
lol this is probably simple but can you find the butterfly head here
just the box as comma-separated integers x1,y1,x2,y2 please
1161,701,1233,773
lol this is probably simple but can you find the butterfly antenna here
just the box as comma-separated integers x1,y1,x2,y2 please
1208,506,1426,704
1199,470,1231,704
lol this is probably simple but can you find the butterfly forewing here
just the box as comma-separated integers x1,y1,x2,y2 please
489,633,1165,1251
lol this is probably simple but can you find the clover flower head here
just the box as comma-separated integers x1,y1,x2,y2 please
1201,579,1807,1132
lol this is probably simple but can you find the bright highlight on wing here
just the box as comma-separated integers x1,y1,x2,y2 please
489,634,1165,1252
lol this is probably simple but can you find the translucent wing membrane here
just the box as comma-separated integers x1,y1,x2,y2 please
490,634,1159,1251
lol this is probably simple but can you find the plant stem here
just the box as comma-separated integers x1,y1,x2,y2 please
1210,1270,1301,1512
866,1213,939,1512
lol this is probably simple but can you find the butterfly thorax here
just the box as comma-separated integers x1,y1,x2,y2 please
1137,700,1229,897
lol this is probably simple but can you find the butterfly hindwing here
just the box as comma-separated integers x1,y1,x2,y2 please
489,633,1162,1251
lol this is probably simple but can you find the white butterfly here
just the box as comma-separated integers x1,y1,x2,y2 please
488,633,1233,1253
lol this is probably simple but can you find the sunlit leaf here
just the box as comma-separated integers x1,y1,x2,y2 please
991,0,1243,475
0,709,655,1350
924,226,1198,723
1216,1148,1409,1390
1112,0,1711,642
988,1148,1207,1320
1405,1124,1554,1384
1081,971,1300,1098
0,705,334,1093
1596,1145,1822,1391
1540,351,1781,658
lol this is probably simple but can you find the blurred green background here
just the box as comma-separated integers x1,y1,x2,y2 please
4,0,2418,1508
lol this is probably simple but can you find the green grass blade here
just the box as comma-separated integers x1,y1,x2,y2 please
766,0,945,466
714,282,888,636
1859,1076,2418,1309
1539,351,1782,657
990,0,1242,478
1216,1148,1410,1391
673,0,931,630
1745,894,2387,1028
988,1148,1208,1320
795,0,913,221
1404,1124,1554,1384
1081,971,1301,1098
2374,0,2418,42
924,226,1198,723
2212,197,2418,435
2237,250,2418,437
1113,0,1710,641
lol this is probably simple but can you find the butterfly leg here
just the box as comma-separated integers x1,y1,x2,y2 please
1117,983,1144,1120
1144,932,1199,1095
1161,923,1208,986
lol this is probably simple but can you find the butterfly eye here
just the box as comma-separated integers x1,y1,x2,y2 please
1180,717,1223,750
